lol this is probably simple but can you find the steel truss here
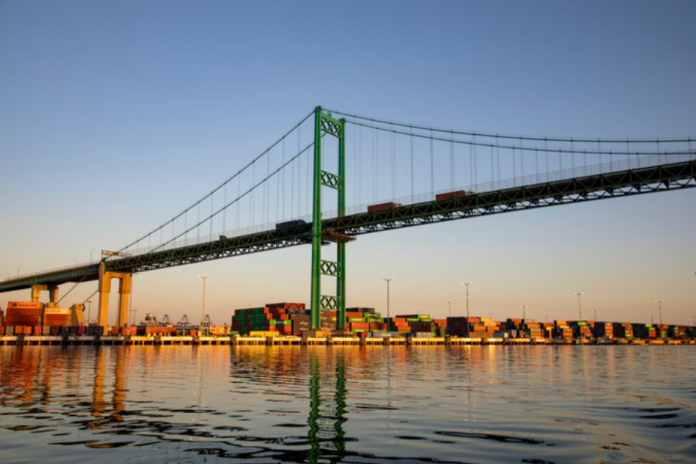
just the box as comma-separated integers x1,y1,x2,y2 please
1,160,693,294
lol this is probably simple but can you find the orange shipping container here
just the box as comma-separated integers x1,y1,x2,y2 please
5,306,42,326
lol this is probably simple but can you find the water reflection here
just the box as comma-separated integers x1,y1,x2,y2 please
0,346,694,463
90,347,127,426
307,351,347,462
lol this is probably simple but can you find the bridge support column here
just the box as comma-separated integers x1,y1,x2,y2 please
31,285,47,303
310,107,348,331
30,284,59,303
97,261,133,328
49,285,59,303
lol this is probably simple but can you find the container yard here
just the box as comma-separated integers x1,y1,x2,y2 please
1,300,695,346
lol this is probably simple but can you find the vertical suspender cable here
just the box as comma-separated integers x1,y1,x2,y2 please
251,162,256,227
520,137,524,181
583,140,588,173
495,137,500,187
410,126,414,200
223,180,227,233
391,129,396,200
297,138,301,218
450,130,455,190
266,152,271,226
473,135,478,187
376,129,380,201
535,142,539,183
357,124,362,206
559,143,564,173
490,145,494,189
281,139,286,221
469,138,474,189
372,129,377,202
352,126,362,206
290,147,295,219
236,175,241,231
545,139,549,181
430,131,434,194
305,128,310,218
209,190,214,238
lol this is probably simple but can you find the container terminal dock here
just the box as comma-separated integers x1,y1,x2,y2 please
1,301,694,346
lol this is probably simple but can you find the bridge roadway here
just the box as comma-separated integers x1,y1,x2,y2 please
1,159,694,295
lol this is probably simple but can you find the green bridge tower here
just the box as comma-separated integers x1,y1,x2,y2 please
311,107,348,331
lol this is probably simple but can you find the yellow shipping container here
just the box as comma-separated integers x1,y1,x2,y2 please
249,330,278,337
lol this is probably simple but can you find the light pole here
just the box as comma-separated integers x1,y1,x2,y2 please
446,300,453,318
520,305,527,321
654,299,664,326
649,313,654,325
16,265,21,277
462,282,473,320
462,282,473,336
199,275,210,334
130,308,138,326
383,278,394,319
574,291,585,321
90,249,98,263
592,310,597,322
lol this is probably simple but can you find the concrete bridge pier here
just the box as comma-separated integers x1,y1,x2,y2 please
97,262,133,328
31,284,59,303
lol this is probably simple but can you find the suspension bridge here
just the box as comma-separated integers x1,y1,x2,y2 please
1,106,695,330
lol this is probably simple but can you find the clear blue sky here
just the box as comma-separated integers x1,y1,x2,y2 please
1,0,695,325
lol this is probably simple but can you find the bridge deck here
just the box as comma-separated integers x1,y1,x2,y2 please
1,160,693,294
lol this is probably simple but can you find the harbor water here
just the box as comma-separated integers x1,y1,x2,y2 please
0,345,694,463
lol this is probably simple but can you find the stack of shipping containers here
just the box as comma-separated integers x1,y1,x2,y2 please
388,314,434,336
231,303,305,336
446,317,471,336
343,308,384,336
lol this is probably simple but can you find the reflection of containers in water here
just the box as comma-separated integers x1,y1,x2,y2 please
367,202,402,213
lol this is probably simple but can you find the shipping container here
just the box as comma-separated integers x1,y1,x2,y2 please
435,190,468,201
367,202,402,213
5,305,43,326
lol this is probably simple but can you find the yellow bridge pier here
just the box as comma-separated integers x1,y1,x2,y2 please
30,284,59,303
97,262,133,328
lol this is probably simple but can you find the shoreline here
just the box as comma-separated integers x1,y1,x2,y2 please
1,334,694,347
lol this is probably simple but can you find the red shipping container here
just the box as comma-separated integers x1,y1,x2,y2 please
368,202,402,213
436,190,467,201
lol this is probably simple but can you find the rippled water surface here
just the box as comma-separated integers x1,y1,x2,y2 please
0,345,694,463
